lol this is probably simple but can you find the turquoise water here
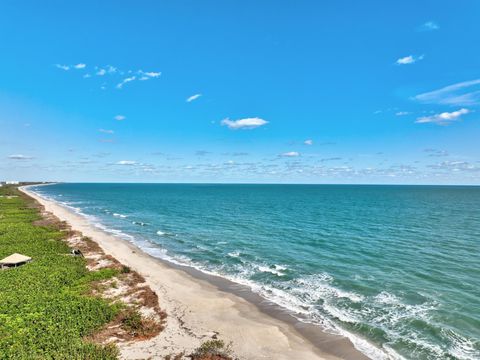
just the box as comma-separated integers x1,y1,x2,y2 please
32,183,480,359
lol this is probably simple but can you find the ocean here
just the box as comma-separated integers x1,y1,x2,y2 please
30,183,480,359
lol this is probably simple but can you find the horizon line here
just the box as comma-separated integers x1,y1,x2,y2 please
17,181,480,187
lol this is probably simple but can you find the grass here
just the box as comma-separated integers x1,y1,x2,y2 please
0,185,120,359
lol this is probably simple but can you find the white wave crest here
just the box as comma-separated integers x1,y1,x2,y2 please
257,264,288,276
113,213,127,218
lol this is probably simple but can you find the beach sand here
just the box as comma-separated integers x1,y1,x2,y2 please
21,186,369,360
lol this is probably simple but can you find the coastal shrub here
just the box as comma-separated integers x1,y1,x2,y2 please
0,186,120,358
190,339,234,360
120,307,162,338
121,308,143,334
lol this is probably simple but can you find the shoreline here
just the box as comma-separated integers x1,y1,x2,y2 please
20,185,370,360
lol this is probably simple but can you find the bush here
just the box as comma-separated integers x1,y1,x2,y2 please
190,339,234,360
121,308,143,334
120,308,162,338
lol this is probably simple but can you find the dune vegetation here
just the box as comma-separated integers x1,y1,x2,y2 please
0,185,120,358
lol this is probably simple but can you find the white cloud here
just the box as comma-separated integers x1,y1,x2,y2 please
396,55,424,65
280,151,300,157
416,108,470,125
55,64,70,71
143,71,161,78
56,64,159,90
95,65,116,76
420,21,439,31
428,160,479,172
304,139,313,145
116,160,137,166
137,70,161,81
55,63,86,71
116,76,136,89
186,94,202,102
397,56,414,65
414,79,480,106
114,115,126,121
99,129,114,134
395,111,410,116
221,117,268,130
424,148,449,157
8,154,34,160
106,65,117,73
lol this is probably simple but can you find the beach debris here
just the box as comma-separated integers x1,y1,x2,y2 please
0,253,32,269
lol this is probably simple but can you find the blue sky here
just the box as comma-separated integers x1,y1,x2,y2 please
1,0,480,184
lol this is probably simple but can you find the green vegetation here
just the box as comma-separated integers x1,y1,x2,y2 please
120,308,164,338
190,339,234,360
0,186,120,359
165,340,234,360
120,265,131,274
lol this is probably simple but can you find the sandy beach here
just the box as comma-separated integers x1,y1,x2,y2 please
20,185,368,360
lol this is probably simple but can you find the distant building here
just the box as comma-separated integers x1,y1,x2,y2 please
5,181,20,185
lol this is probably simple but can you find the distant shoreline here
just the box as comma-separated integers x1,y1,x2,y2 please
16,181,480,187
20,184,369,360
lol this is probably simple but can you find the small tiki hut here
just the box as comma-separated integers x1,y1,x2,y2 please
0,253,32,269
